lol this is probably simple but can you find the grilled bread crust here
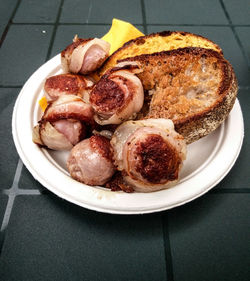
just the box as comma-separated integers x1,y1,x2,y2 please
118,47,237,143
98,31,222,76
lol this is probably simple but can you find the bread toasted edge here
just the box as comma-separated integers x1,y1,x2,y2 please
118,47,238,144
98,30,223,76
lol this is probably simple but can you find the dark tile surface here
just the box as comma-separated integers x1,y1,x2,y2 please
0,25,53,86
223,0,250,25
0,195,167,281
0,0,249,280
167,193,250,281
144,0,228,24
0,88,20,189
147,25,250,87
18,165,46,191
216,90,250,189
13,0,61,23
60,0,143,24
0,194,8,249
0,0,18,37
59,0,90,23
235,27,250,68
0,195,8,227
0,195,8,226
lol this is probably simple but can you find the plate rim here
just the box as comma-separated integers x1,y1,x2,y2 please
12,54,244,215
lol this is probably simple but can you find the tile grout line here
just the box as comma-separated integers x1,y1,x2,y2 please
86,0,93,24
11,22,55,26
0,0,21,47
17,189,42,195
238,86,250,90
45,0,65,61
0,195,15,232
210,188,250,194
231,28,250,69
0,159,23,231
161,213,174,281
140,0,148,34
1,158,43,232
0,85,23,88
8,22,250,27
11,158,23,189
145,23,250,27
219,0,250,69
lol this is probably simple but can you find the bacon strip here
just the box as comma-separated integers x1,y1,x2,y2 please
90,68,144,125
44,74,94,102
43,94,94,123
61,37,110,74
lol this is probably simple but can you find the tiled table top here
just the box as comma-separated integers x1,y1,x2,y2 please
0,1,249,280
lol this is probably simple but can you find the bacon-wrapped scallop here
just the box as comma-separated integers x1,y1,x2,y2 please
61,36,110,74
90,67,144,125
111,119,187,192
32,94,94,150
44,73,94,102
67,135,115,186
33,119,85,151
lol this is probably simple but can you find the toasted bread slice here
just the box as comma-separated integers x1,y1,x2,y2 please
118,47,237,143
98,31,222,76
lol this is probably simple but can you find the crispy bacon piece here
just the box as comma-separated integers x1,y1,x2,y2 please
105,172,134,193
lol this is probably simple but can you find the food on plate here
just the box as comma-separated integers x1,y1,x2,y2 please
32,24,238,193
39,96,48,112
32,95,94,150
98,30,222,76
42,94,94,123
33,119,85,150
118,47,237,143
89,66,144,125
101,18,144,55
61,36,110,74
67,135,115,185
44,73,94,102
110,119,186,192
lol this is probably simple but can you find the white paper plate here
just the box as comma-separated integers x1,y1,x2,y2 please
12,54,244,214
